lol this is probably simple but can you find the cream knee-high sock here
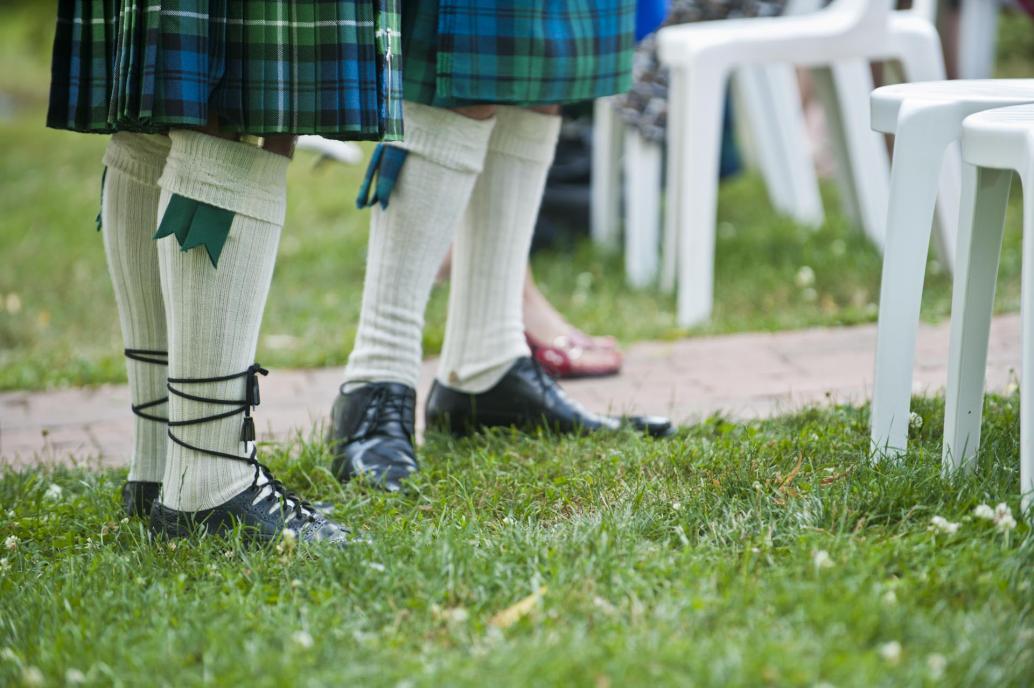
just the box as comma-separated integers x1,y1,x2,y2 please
343,102,496,389
101,133,171,483
156,131,288,512
437,107,562,392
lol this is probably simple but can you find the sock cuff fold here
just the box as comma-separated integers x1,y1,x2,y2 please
159,131,289,226
488,107,562,163
104,133,171,186
398,101,495,173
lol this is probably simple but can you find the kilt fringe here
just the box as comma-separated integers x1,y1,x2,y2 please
154,194,236,268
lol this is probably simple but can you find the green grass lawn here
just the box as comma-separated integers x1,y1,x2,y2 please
1,10,1031,390
1,396,1031,686
1,8,1032,686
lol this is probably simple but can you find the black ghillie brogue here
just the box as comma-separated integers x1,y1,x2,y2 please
329,383,418,492
425,357,674,438
122,481,161,518
149,364,349,546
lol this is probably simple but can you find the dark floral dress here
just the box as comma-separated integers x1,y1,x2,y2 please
618,0,786,143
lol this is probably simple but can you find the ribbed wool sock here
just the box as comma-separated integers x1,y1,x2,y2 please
343,102,496,389
101,133,171,483
156,131,288,512
437,107,562,392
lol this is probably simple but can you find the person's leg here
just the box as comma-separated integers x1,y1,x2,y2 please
152,130,346,543
342,103,496,388
424,106,673,439
100,133,171,516
436,106,563,391
330,102,496,491
522,268,624,378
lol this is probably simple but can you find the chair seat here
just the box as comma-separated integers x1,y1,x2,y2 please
962,103,1034,170
871,79,1034,134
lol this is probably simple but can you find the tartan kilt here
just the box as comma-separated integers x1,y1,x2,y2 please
47,0,403,141
403,0,636,107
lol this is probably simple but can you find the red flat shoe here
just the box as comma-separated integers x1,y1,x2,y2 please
566,329,619,352
526,332,623,379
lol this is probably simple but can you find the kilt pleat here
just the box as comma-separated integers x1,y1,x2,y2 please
48,0,403,140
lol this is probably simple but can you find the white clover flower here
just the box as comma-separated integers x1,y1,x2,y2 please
812,550,834,571
0,558,9,573
291,630,314,650
974,504,995,520
21,666,44,687
878,641,902,664
365,561,386,573
795,266,816,288
881,589,898,606
909,411,924,432
993,503,1017,532
929,516,960,535
44,483,63,501
927,653,947,680
671,502,682,511
4,535,18,551
66,668,87,685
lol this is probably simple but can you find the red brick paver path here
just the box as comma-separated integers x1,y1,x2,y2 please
1,315,1020,469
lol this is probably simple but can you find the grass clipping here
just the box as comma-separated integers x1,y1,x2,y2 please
489,586,548,629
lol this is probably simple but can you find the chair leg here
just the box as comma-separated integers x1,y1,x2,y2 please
671,64,727,327
943,164,1012,475
820,60,891,249
624,131,663,288
870,110,954,458
958,0,1000,80
932,142,963,274
661,70,685,296
1020,174,1034,517
734,65,824,227
591,97,623,249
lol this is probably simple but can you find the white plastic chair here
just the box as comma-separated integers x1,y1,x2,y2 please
942,102,1034,516
657,0,945,326
295,136,363,165
868,80,1034,458
959,0,1002,80
598,0,825,289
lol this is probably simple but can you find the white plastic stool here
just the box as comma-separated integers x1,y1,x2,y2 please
943,103,1034,516
869,80,1034,458
657,0,945,326
947,103,1034,515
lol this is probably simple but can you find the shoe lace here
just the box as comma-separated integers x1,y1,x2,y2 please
368,385,415,436
166,364,319,525
125,349,169,422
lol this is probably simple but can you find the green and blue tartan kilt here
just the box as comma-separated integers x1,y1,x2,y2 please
47,0,403,141
403,0,636,107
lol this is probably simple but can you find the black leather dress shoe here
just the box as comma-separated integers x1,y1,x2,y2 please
329,383,418,492
150,481,349,546
122,481,161,518
425,357,675,438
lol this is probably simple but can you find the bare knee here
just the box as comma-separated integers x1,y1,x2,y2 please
528,105,561,116
451,105,498,120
